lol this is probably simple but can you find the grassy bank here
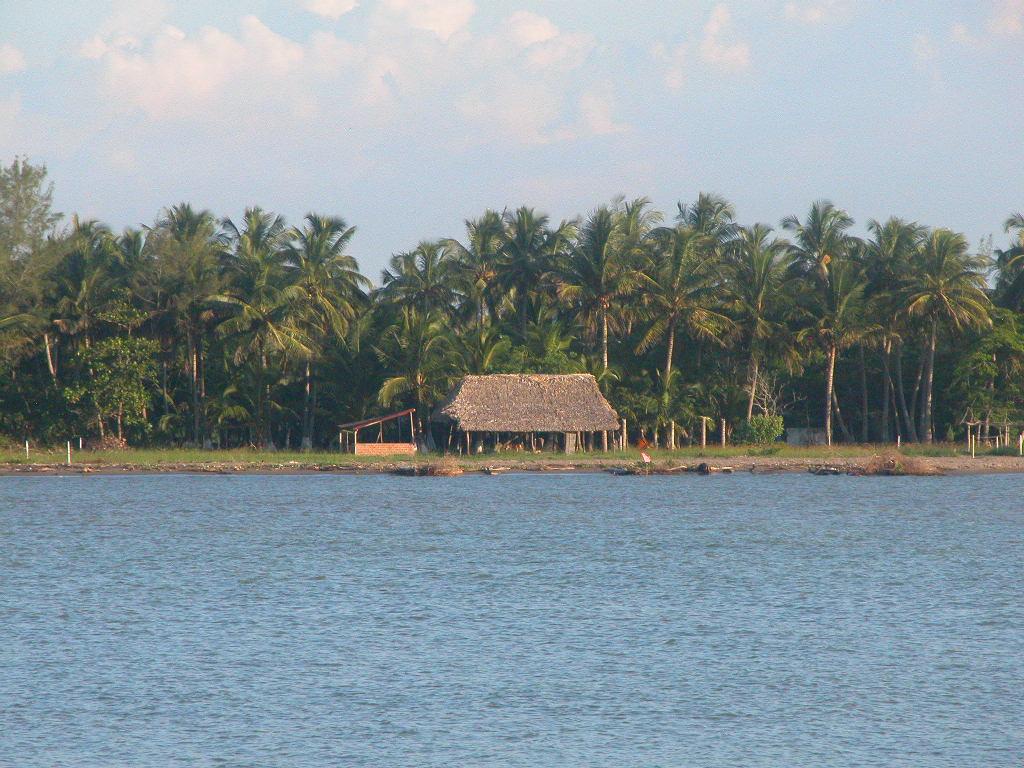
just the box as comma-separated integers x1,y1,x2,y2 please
0,442,1007,468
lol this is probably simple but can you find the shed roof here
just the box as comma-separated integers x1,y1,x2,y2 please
433,374,619,432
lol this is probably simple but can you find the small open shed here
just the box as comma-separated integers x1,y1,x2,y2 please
433,373,620,453
338,408,418,456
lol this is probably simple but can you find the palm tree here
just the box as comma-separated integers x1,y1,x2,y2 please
796,256,868,445
286,214,368,450
555,206,640,377
903,229,991,442
445,211,504,329
784,201,859,444
147,203,224,446
677,192,738,244
863,218,927,441
381,241,459,316
637,224,730,445
375,307,457,447
724,224,792,420
499,207,575,336
994,212,1024,309
219,207,311,448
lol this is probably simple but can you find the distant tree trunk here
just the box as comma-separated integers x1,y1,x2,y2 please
910,347,926,438
187,326,200,446
301,360,313,451
832,389,853,443
893,340,918,442
43,332,58,381
920,318,938,443
601,308,609,373
746,354,759,421
880,341,892,443
824,342,837,446
859,345,869,442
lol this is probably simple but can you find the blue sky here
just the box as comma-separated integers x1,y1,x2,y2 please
1,0,1021,278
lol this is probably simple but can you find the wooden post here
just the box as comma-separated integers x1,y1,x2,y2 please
1018,432,1023,456
700,417,707,449
66,441,71,466
669,421,676,451
465,430,471,455
409,411,416,447
602,430,608,451
24,440,29,459
720,418,726,447
620,418,627,451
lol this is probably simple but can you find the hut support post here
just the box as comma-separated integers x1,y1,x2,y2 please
465,431,471,455
602,430,608,451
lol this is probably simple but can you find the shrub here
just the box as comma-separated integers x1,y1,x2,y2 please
735,414,784,445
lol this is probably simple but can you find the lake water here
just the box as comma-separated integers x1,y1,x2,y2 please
0,473,1021,767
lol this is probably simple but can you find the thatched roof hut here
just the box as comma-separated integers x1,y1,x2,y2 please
433,374,620,433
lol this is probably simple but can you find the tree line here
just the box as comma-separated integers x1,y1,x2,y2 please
1,157,1022,450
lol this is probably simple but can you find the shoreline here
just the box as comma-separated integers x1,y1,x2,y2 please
2,454,1023,477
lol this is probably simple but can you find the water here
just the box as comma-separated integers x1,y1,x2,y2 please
0,473,1021,767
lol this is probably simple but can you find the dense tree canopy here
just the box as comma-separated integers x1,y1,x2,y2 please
0,157,1019,449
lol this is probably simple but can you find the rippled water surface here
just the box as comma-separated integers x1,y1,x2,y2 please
1,473,1022,767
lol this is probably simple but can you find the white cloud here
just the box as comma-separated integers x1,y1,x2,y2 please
949,23,978,46
303,0,359,20
913,33,937,63
651,41,687,91
578,87,627,136
699,5,750,71
525,31,593,71
506,10,559,47
86,16,306,120
380,0,476,42
0,43,27,74
783,1,855,25
988,0,1024,34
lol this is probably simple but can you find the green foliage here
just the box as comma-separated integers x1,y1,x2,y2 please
734,414,785,444
65,336,159,439
0,157,1018,451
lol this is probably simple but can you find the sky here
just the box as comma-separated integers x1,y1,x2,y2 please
0,0,1022,278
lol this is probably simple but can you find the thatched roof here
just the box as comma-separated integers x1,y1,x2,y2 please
433,374,620,432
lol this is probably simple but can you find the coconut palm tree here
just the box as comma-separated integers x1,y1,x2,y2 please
903,229,991,442
677,192,738,244
555,206,638,375
147,203,225,446
724,224,792,420
863,218,927,441
783,201,859,444
796,256,868,445
286,214,368,449
499,207,575,336
444,210,505,330
375,307,457,446
381,241,459,317
994,212,1024,309
219,207,311,448
636,224,731,445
